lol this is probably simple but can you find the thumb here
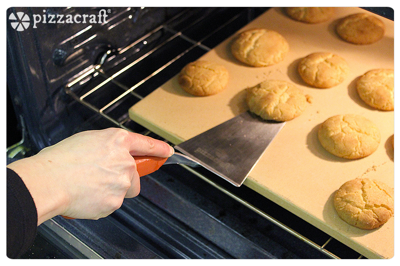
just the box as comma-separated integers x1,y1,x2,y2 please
127,132,174,157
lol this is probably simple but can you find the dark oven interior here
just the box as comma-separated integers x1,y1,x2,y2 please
7,7,393,259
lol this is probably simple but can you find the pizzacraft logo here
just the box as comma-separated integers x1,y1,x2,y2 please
8,9,109,32
9,12,30,31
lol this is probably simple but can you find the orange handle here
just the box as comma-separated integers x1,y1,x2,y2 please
62,156,168,220
134,156,168,177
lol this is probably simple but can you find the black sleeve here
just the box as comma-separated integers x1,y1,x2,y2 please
7,168,38,259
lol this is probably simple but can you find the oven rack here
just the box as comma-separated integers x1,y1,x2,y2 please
64,8,363,259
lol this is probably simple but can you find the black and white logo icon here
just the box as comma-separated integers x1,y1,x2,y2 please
9,12,30,31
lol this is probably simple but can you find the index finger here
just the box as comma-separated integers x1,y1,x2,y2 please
127,132,174,158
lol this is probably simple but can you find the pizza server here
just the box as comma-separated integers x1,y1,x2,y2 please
135,111,285,187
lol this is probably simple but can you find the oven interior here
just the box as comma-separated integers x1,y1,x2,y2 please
7,7,393,259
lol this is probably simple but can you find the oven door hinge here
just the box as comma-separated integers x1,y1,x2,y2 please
7,115,31,163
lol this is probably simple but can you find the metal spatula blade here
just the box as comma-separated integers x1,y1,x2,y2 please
174,111,285,187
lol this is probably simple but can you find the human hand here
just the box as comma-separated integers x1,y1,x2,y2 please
8,128,174,224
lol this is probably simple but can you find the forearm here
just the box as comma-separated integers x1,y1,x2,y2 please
7,168,38,258
8,156,68,226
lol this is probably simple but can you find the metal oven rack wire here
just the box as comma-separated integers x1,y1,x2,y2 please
63,8,364,259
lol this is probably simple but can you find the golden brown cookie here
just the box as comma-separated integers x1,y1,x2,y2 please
318,114,380,159
356,69,394,111
285,7,335,23
298,52,349,88
336,13,385,45
334,178,394,230
231,28,289,67
246,80,311,121
178,60,229,96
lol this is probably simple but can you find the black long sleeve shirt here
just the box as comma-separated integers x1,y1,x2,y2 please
7,168,38,258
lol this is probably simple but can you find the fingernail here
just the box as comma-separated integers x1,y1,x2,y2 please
169,145,175,156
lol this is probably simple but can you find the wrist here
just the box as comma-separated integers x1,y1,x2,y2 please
8,156,69,225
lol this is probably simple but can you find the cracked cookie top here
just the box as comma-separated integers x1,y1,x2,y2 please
356,69,394,111
246,80,311,121
285,7,335,24
231,28,289,67
334,178,394,230
178,60,229,96
298,52,349,88
336,13,385,45
318,114,381,159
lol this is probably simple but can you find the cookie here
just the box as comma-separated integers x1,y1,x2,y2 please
334,178,394,230
336,13,385,45
285,7,335,23
178,60,229,96
357,69,394,111
318,114,380,159
231,28,289,67
246,80,311,121
298,52,349,88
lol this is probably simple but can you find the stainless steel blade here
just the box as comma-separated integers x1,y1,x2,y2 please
164,153,200,168
174,111,285,187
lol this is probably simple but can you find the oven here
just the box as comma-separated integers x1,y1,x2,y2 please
7,7,394,259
